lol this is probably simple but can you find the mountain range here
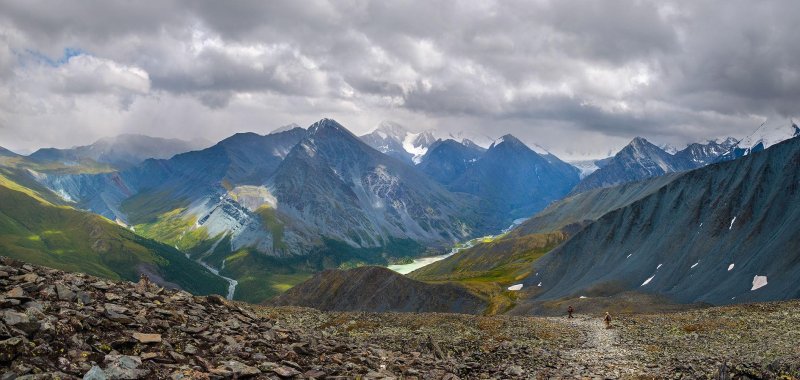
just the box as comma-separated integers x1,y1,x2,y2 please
512,133,800,313
6,116,800,309
276,121,800,315
15,119,549,301
570,136,737,193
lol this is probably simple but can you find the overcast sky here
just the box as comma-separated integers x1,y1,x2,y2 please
1,0,798,158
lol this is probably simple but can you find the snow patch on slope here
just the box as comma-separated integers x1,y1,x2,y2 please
751,275,768,291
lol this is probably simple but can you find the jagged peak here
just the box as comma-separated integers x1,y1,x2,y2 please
307,118,353,136
625,136,667,153
630,136,651,146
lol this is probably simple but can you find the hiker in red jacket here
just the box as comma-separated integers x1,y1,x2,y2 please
567,305,574,318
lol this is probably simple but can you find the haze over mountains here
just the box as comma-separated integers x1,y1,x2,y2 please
29,134,211,170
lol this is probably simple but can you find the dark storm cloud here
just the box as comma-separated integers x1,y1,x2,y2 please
0,0,797,155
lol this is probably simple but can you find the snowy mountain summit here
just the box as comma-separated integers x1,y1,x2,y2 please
719,120,800,162
360,121,436,165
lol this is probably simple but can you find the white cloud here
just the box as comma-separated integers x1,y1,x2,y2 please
0,0,797,154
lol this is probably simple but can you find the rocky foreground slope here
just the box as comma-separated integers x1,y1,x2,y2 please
2,257,799,379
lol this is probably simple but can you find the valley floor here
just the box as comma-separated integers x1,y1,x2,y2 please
1,257,798,379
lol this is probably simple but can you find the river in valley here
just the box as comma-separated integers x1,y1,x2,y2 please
180,246,239,300
387,217,528,275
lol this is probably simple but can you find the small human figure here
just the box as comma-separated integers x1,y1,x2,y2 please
136,273,151,292
604,312,612,329
567,305,574,319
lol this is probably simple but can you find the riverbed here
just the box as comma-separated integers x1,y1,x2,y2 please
180,247,239,300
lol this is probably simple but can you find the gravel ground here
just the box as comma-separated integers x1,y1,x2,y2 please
260,304,800,379
2,256,799,379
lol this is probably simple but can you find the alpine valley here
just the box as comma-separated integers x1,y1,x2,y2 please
2,115,797,311
3,119,800,378
0,119,582,303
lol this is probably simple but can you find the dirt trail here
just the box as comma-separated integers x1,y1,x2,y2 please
552,315,646,378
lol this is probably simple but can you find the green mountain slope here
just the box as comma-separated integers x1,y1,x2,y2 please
0,171,227,295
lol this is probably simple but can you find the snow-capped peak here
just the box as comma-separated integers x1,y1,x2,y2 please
361,121,436,164
718,120,800,162
736,120,799,151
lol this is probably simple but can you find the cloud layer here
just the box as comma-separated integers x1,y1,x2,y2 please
0,0,797,158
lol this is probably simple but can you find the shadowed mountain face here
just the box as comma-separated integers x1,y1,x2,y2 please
417,139,485,185
271,266,487,314
517,135,800,310
447,135,580,225
28,134,210,170
514,173,684,236
268,119,479,248
571,137,693,194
